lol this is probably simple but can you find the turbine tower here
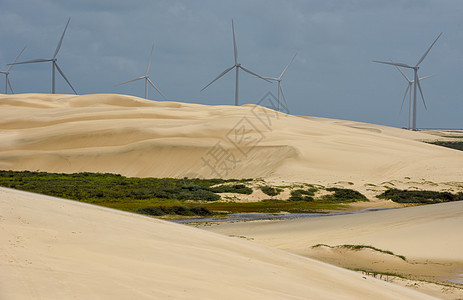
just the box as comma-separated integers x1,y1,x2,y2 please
9,17,77,94
373,33,442,130
116,44,166,100
0,46,26,94
259,53,296,111
394,64,433,130
201,20,270,106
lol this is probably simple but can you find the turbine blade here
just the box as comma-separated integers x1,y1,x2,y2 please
391,59,411,82
7,78,14,94
416,32,442,67
372,60,414,69
232,20,238,65
239,66,272,83
419,74,434,81
416,78,427,110
8,58,51,65
146,44,154,76
201,65,234,91
280,84,289,108
147,78,167,100
280,53,297,78
55,63,77,94
400,85,410,112
116,76,145,86
54,17,71,59
7,46,26,72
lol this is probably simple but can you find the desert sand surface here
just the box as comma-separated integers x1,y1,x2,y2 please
0,187,438,300
1,93,463,191
204,201,463,298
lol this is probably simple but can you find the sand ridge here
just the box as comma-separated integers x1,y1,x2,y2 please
0,187,437,299
1,93,463,188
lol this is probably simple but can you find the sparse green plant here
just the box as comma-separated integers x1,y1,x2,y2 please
311,244,406,261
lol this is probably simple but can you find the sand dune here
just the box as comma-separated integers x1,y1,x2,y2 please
0,187,436,299
1,93,462,187
205,201,463,297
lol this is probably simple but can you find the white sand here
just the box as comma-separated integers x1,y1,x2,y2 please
205,201,463,298
1,93,462,187
0,187,436,299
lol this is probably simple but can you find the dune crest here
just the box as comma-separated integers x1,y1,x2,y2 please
1,93,462,186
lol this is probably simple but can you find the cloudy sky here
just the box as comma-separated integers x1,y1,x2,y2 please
1,0,462,129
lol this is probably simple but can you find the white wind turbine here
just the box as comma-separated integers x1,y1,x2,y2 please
373,33,442,130
9,17,77,94
116,44,166,100
259,53,296,112
0,46,26,94
201,20,270,106
393,64,433,130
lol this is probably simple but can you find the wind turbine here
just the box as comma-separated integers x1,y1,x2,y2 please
116,44,166,100
9,17,77,94
393,64,433,130
201,20,270,106
0,46,26,94
373,33,442,130
259,53,296,111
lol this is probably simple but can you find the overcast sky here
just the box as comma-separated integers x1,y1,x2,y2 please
1,0,462,129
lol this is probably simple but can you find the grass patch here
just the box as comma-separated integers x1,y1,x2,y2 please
312,244,406,261
202,200,348,214
378,188,463,204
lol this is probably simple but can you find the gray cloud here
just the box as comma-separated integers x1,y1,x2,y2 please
1,0,462,128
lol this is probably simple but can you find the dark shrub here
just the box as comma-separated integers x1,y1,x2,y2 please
378,189,462,204
289,189,314,201
210,184,253,194
325,188,368,202
260,186,282,196
188,206,213,216
136,207,166,216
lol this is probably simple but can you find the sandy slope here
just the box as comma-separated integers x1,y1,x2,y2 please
1,93,462,188
205,201,463,297
0,187,436,299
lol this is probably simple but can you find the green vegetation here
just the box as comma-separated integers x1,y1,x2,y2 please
312,244,406,261
323,188,368,202
260,185,283,196
210,184,253,194
288,188,317,201
0,170,226,202
0,170,370,217
136,206,212,216
378,188,463,204
202,199,347,214
428,141,463,151
442,135,463,139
